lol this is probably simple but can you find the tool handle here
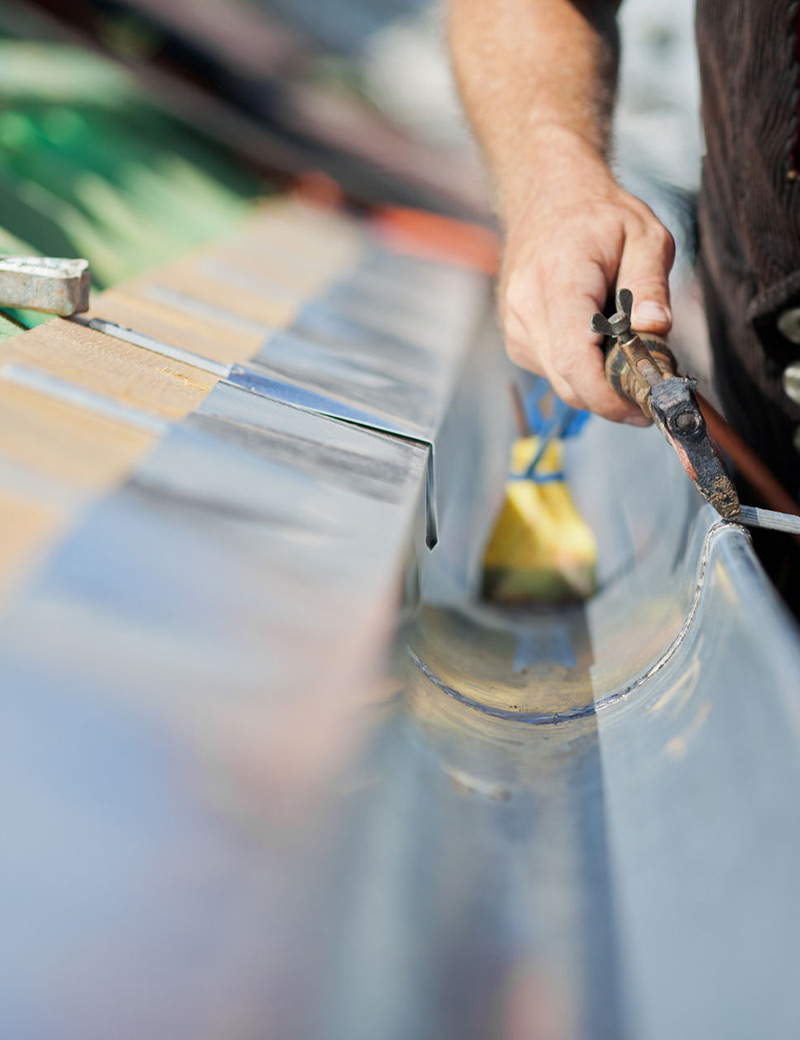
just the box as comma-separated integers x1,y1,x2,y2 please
604,333,676,419
592,289,678,420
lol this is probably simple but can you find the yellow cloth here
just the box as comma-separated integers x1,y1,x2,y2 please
482,436,597,603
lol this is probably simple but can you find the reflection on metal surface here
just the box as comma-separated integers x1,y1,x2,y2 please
408,601,595,723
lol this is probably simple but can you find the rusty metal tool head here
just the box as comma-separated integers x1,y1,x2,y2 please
0,256,90,316
591,289,740,519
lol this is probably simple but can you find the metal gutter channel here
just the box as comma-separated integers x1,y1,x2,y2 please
397,362,800,1039
398,516,800,1040
2,215,800,1037
596,525,800,1040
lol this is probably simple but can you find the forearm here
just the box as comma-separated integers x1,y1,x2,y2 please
448,0,620,224
448,0,675,425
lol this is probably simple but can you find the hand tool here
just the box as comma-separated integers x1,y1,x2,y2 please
0,256,90,316
591,288,741,519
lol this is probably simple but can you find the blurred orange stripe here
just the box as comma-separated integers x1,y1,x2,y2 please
372,206,500,275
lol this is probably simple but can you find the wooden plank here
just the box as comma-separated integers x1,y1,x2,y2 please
0,491,66,609
128,268,299,327
79,197,368,368
85,289,263,364
1,319,218,420
0,381,157,489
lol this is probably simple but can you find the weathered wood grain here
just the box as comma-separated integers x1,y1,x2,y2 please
0,381,158,488
130,268,299,327
1,319,218,420
85,290,263,365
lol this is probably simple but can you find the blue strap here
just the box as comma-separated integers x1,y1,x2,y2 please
515,378,589,481
509,469,565,484
524,378,589,440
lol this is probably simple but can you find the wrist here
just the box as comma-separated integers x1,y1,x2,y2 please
494,123,614,230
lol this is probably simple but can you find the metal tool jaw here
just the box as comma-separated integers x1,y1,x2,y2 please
0,256,91,316
649,379,740,519
591,289,740,519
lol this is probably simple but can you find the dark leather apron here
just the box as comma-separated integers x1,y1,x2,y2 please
696,0,800,495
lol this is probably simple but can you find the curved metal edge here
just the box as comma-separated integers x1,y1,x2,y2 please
408,519,764,726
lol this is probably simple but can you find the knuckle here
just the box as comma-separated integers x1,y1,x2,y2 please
529,249,551,279
503,270,532,322
550,350,578,382
506,336,544,376
624,202,672,251
548,369,582,409
649,221,674,251
627,194,657,223
606,401,639,424
556,385,583,410
503,308,529,351
621,199,649,231
505,337,525,366
626,210,649,238
533,253,565,294
661,228,676,262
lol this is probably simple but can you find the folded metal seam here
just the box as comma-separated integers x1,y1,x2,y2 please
85,315,443,546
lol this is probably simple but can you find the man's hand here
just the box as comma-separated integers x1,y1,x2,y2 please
448,0,673,425
498,129,675,426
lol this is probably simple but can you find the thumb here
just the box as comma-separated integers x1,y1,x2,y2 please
616,222,675,336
